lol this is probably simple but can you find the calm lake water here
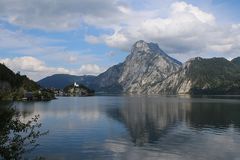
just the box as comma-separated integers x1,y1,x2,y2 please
3,96,240,160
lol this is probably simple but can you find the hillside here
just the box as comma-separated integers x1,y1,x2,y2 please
0,63,39,91
148,57,240,95
0,63,54,100
232,57,240,66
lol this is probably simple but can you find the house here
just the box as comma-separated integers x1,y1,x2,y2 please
24,92,33,101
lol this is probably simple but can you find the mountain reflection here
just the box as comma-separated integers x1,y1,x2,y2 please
107,96,240,145
107,96,191,145
189,102,240,128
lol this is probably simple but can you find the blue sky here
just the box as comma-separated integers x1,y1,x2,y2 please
0,0,240,80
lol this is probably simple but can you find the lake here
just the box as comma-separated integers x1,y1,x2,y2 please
2,96,240,160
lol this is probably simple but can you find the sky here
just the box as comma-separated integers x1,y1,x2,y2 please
0,0,240,81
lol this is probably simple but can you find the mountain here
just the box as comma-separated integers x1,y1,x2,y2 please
93,40,182,93
148,57,240,95
37,40,240,95
0,63,54,100
38,74,95,89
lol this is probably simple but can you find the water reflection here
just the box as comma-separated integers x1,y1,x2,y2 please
105,96,240,160
107,97,190,145
188,102,240,128
107,96,240,145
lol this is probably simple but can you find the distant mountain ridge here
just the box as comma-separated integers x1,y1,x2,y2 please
38,74,95,89
38,40,240,95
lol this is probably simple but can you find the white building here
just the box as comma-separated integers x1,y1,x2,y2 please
74,82,79,87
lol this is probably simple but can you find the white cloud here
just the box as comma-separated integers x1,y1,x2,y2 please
78,64,104,75
85,1,240,60
105,51,118,57
0,56,105,81
170,1,215,24
0,0,240,65
0,0,124,31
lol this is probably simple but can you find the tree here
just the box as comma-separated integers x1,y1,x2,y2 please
0,105,48,159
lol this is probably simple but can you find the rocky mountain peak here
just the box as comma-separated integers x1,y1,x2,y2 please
118,40,182,93
131,40,166,56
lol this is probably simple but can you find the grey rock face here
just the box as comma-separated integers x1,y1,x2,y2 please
94,40,182,93
147,59,194,95
119,40,181,93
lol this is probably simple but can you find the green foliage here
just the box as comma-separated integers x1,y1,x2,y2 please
187,58,240,95
0,64,39,91
0,64,17,87
17,75,40,91
0,105,48,159
0,63,54,101
40,89,55,100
